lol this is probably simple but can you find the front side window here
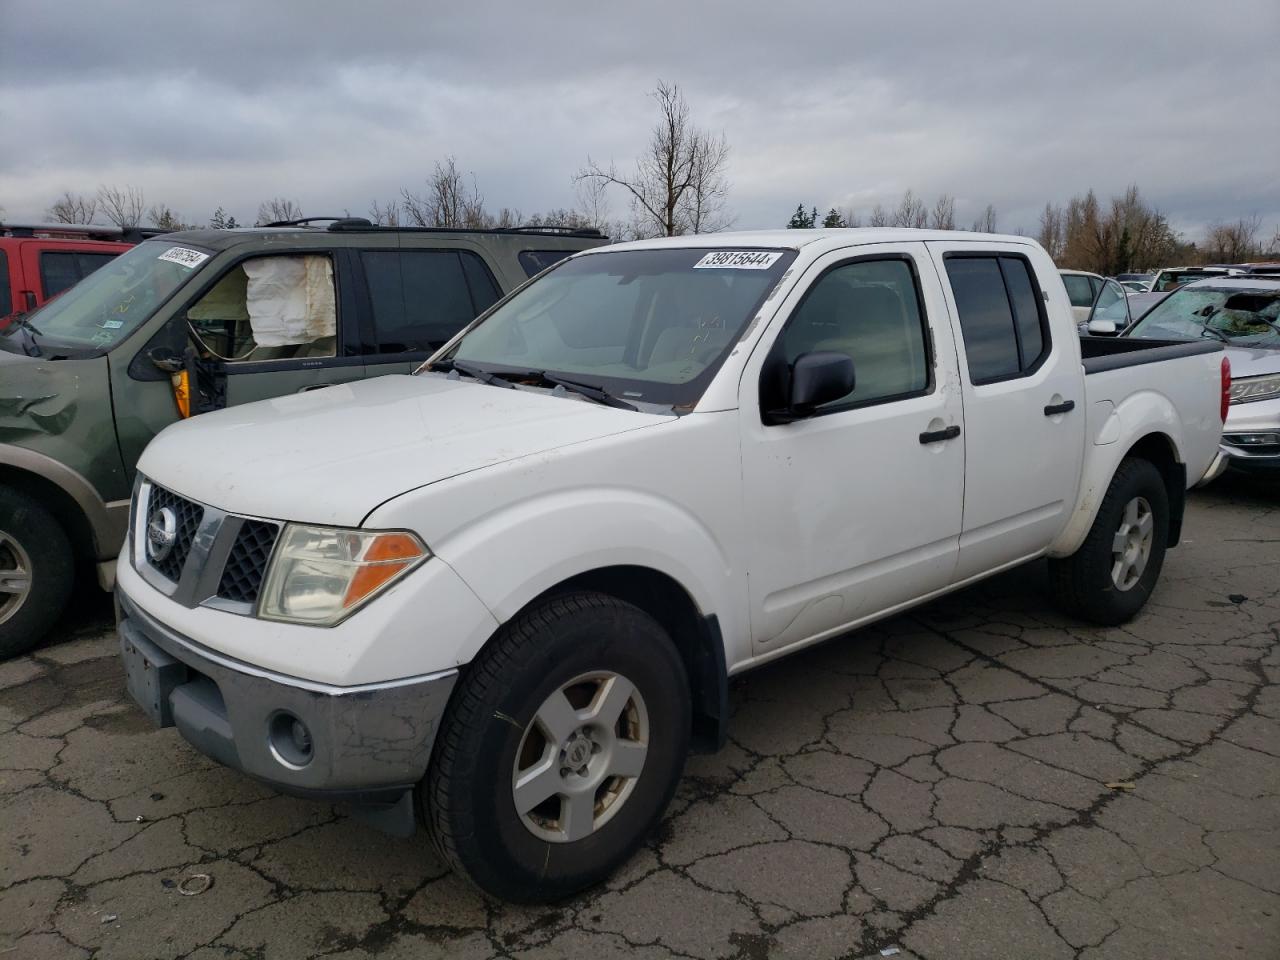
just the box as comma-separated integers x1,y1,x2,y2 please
946,254,1050,384
8,240,203,353
763,258,930,415
0,250,10,314
1130,285,1280,347
38,251,118,299
441,247,796,408
186,254,337,362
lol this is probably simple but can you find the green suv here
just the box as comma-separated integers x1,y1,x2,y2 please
0,219,604,657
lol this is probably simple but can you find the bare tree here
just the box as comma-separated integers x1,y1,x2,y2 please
147,203,190,231
868,204,889,227
576,80,732,237
401,157,487,228
892,190,928,228
97,185,146,228
1204,214,1262,263
47,191,98,224
930,194,956,231
1037,203,1066,260
368,199,400,226
842,207,862,228
256,197,303,225
971,204,998,233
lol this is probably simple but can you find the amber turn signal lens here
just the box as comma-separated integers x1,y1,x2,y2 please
171,370,191,418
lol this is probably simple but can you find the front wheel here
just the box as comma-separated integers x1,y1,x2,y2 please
0,487,75,659
423,592,691,902
1049,457,1169,626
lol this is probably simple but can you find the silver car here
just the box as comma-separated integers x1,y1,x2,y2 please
1124,277,1280,480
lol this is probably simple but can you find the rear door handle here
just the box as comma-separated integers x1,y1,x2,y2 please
919,425,961,444
1044,400,1076,416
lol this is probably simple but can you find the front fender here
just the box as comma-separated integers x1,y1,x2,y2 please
1048,389,1185,558
369,485,747,669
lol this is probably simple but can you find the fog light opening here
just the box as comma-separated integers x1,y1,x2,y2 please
268,711,314,768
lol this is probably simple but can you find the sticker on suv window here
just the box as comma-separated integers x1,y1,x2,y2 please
693,251,783,270
157,246,209,269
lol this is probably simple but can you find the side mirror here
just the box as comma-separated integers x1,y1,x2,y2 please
1086,319,1119,336
148,346,184,373
788,351,855,417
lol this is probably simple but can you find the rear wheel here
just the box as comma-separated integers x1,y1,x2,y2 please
1049,457,1169,626
0,487,74,659
423,591,690,902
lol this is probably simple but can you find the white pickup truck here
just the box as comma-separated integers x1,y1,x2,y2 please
116,229,1227,901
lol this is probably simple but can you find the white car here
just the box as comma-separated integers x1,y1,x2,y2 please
1125,276,1280,481
117,229,1227,901
1060,269,1129,325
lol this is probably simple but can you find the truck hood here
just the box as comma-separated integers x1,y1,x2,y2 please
138,374,671,526
1223,343,1280,378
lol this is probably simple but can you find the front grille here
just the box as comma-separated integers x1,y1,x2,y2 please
145,485,203,582
216,520,280,605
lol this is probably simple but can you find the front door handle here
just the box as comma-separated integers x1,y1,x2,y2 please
919,425,961,444
1044,400,1076,416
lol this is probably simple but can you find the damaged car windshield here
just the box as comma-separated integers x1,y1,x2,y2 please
4,240,208,354
432,247,796,409
1129,285,1280,347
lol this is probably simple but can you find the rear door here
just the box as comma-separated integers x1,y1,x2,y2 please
928,242,1085,581
358,241,503,376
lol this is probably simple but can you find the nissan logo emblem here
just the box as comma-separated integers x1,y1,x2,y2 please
147,507,178,562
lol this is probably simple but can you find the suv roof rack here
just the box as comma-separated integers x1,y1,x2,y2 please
0,222,170,242
256,217,608,240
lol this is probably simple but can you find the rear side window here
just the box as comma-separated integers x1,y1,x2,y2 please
0,250,10,314
518,249,575,278
363,250,502,354
1061,274,1094,308
38,251,118,299
945,254,1051,385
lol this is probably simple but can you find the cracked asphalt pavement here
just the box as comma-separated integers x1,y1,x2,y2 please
3,476,1278,959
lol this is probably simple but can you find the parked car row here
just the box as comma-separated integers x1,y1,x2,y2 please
106,227,1228,901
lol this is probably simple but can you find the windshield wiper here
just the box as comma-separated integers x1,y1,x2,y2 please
431,358,514,389
2,316,44,356
526,371,638,411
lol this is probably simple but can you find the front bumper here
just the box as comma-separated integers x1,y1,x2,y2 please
117,587,457,817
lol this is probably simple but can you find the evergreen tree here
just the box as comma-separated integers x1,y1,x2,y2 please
209,207,240,229
822,208,846,228
787,204,817,229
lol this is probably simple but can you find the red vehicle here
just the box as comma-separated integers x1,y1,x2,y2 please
0,224,164,327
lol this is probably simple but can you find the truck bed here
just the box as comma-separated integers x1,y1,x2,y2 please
1080,335,1222,374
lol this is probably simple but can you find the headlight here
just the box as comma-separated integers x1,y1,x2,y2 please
258,525,429,626
1229,373,1280,404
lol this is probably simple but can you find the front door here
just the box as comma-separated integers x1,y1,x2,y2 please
927,242,1085,581
739,244,966,656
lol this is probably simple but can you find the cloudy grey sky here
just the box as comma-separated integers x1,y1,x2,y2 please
3,0,1278,241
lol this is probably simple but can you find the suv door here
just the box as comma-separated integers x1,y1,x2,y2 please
738,244,966,655
358,242,503,375
930,243,1086,581
182,250,366,407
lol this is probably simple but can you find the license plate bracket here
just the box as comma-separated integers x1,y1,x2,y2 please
120,623,187,727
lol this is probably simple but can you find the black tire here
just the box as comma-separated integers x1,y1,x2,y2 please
423,591,690,902
0,487,75,659
1049,457,1169,626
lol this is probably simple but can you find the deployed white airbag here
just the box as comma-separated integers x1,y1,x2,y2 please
243,256,336,347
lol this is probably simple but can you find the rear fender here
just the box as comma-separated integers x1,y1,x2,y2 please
1048,390,1184,558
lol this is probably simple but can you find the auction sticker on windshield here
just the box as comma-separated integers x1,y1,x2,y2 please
157,247,210,269
694,251,783,270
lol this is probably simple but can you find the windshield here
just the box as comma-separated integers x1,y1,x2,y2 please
8,240,208,353
1153,269,1217,293
1129,285,1280,347
438,247,797,408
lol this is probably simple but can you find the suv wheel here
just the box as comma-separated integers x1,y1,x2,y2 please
0,487,74,659
1049,457,1169,626
423,591,690,902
